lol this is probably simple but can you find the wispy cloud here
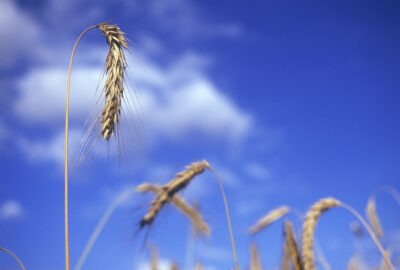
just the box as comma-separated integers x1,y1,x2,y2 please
0,0,42,69
0,200,25,220
17,128,83,167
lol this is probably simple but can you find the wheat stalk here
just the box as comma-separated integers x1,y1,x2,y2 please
284,220,302,270
0,247,25,270
64,21,129,270
249,206,290,234
366,197,384,239
250,243,263,270
302,198,340,270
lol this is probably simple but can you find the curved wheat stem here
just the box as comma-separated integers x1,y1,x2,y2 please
0,247,25,270
65,23,99,270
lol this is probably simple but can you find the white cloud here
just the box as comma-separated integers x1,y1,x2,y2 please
0,200,25,220
14,51,253,156
17,128,84,167
244,163,271,180
0,0,42,69
15,66,101,125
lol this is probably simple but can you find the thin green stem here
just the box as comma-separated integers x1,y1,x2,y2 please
208,166,238,270
65,24,99,270
0,247,25,270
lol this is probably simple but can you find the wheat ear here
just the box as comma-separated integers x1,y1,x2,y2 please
281,242,291,270
0,247,25,270
249,206,290,235
366,197,384,239
284,220,302,270
98,23,128,140
347,255,358,270
302,198,340,270
250,243,263,270
137,183,210,234
302,198,394,270
139,160,209,228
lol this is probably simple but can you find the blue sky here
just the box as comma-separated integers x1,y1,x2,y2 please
1,0,400,269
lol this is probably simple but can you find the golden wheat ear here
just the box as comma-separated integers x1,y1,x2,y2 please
136,183,210,235
98,23,128,141
366,197,384,239
138,160,209,229
250,243,263,270
249,206,290,235
301,198,394,270
284,220,302,270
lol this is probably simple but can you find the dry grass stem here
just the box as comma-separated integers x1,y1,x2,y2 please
366,197,384,239
98,23,128,141
302,198,340,270
139,160,209,228
250,243,263,270
249,206,290,234
0,247,25,270
284,220,302,270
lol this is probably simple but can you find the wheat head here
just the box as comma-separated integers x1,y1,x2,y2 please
139,160,209,228
366,197,384,239
249,206,290,234
302,198,340,270
98,23,128,141
250,243,263,270
284,220,302,270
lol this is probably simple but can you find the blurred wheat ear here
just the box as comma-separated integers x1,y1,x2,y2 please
301,197,394,270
